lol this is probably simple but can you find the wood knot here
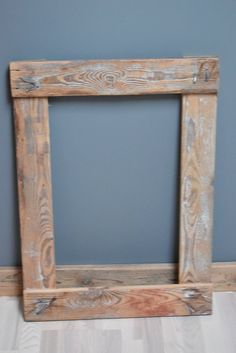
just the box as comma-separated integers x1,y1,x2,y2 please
32,297,56,315
20,77,40,91
82,278,93,286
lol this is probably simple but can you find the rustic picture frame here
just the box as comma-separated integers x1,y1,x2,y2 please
10,57,219,321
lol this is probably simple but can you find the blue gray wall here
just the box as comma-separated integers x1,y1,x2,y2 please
0,0,235,266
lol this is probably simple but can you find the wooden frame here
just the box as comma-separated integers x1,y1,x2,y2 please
10,57,219,321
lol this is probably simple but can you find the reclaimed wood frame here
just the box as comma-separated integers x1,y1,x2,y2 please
10,57,219,321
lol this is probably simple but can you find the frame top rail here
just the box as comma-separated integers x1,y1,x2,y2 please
10,57,219,97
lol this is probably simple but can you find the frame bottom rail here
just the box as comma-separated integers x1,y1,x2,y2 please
24,283,212,321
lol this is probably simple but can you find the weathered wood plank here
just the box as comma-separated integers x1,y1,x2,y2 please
55,263,177,288
13,98,56,289
10,57,219,97
0,267,22,296
23,283,212,321
55,263,236,292
179,94,217,283
1,262,235,296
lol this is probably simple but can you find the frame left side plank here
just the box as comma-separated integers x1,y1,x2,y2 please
14,98,56,289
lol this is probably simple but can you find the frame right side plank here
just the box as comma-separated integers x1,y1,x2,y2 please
179,94,217,283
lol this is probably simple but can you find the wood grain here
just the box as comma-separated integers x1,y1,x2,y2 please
56,263,236,292
13,98,56,289
55,263,177,288
10,57,219,97
0,267,22,296
23,283,212,321
179,94,217,283
1,262,236,296
10,57,219,320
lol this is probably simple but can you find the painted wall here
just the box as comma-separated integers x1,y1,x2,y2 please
0,0,235,265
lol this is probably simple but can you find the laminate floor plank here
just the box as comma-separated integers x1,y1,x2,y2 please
0,298,22,351
161,317,187,353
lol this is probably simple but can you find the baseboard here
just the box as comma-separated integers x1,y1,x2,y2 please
0,262,236,296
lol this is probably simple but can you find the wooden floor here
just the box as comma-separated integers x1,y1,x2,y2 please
0,292,235,353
